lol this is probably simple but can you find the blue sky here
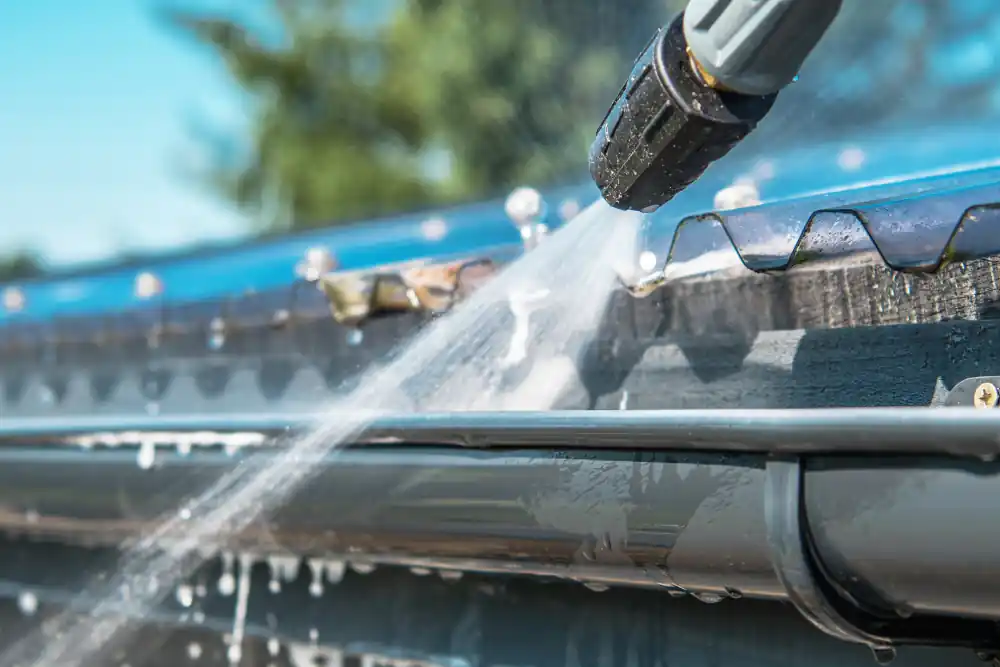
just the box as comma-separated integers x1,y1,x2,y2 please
0,0,261,266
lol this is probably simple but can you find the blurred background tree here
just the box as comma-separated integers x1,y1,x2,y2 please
167,0,683,232
0,253,44,282
167,0,997,237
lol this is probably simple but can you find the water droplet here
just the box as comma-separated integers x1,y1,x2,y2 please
267,638,280,657
179,507,192,521
410,567,432,577
308,559,324,597
228,554,253,667
584,582,610,592
193,611,206,624
218,574,236,597
177,441,192,457
421,217,448,241
135,272,164,300
325,560,346,584
296,246,336,282
837,146,866,172
724,587,743,600
208,318,227,351
24,509,39,524
267,555,299,592
559,199,581,221
175,584,194,608
692,591,725,604
871,646,896,665
187,643,203,660
2,286,26,314
262,559,281,591
638,251,657,271
309,629,319,646
346,329,364,346
218,552,236,596
350,561,375,575
17,591,38,616
667,588,687,598
438,570,463,582
137,441,156,470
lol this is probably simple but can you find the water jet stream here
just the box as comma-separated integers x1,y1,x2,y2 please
1,200,640,667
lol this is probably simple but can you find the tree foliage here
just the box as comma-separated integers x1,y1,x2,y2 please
168,0,679,231
0,253,44,283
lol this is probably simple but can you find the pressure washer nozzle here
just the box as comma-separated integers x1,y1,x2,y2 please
588,14,777,213
590,1,841,213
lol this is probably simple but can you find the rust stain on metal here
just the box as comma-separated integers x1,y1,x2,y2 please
317,258,498,326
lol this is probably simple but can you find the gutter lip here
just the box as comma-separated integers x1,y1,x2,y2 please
2,407,1000,458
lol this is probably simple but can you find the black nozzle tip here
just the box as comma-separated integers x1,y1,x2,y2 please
589,14,778,213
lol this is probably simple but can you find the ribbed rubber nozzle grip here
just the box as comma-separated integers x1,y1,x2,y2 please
589,14,776,213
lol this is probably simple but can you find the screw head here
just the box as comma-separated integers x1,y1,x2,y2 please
974,382,999,408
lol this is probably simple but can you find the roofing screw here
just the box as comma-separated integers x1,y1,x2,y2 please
974,382,999,409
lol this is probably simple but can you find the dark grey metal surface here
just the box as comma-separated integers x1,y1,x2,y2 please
805,459,1000,621
0,445,779,599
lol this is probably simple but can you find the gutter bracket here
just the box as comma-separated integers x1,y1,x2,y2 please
765,459,897,661
766,459,1000,661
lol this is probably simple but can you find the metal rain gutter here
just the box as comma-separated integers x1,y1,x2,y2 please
2,409,1000,655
